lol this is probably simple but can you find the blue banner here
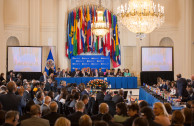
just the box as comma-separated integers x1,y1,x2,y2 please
71,55,110,72
45,49,56,75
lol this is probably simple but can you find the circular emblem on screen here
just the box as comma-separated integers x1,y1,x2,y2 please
46,59,55,69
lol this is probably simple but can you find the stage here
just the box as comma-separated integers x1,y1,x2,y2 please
55,77,137,89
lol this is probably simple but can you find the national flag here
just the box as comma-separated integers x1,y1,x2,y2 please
45,49,56,75
86,6,91,52
73,10,77,56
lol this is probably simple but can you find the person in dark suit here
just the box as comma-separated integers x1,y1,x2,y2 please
49,65,55,76
0,81,26,113
104,91,114,101
67,101,85,126
96,87,106,101
23,83,32,102
0,73,5,82
71,68,79,77
140,107,162,126
80,86,90,98
81,95,89,114
56,68,61,77
20,100,35,121
112,89,124,104
40,96,51,116
69,92,80,109
34,91,44,106
105,70,113,77
59,69,67,78
79,69,87,77
123,103,140,126
3,111,20,126
91,103,109,121
39,72,48,83
21,105,49,126
43,101,63,126
176,74,188,98
98,68,104,77
6,70,16,82
65,68,72,77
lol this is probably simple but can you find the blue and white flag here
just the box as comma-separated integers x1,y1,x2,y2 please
45,49,56,75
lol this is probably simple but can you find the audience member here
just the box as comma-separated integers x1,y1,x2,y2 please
139,100,148,111
104,90,113,101
92,103,109,121
164,103,172,121
41,96,51,116
123,103,139,126
94,120,108,126
171,110,185,126
181,108,192,126
0,81,26,113
81,86,90,97
176,74,188,99
112,89,124,104
34,91,44,105
43,101,63,126
54,117,70,126
79,114,92,126
69,92,80,108
96,86,106,101
20,100,35,121
3,111,19,126
67,101,85,126
140,106,161,126
132,117,149,126
21,104,49,126
23,83,32,102
113,102,129,123
81,94,89,114
153,102,170,126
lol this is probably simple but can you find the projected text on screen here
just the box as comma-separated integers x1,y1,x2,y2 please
8,47,42,72
142,47,173,71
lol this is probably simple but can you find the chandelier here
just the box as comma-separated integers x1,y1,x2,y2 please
117,0,165,39
91,0,109,37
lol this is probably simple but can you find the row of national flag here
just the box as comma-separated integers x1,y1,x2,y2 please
66,6,121,67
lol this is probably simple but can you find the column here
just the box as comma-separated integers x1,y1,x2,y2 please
0,0,6,74
57,0,69,69
30,0,40,46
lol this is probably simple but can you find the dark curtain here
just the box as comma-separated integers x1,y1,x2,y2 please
140,71,174,86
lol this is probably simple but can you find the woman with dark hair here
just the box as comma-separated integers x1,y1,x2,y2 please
123,103,140,126
124,69,131,77
140,106,161,126
116,69,122,77
0,73,5,82
113,102,129,123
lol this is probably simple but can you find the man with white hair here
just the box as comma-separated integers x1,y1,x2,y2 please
91,103,109,121
41,96,51,116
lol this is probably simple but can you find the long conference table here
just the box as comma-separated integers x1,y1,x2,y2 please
55,77,137,89
139,87,184,110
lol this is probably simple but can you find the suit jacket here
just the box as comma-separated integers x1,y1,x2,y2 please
65,71,71,77
123,114,139,126
91,113,105,121
49,68,54,76
105,72,112,77
23,90,32,102
112,94,124,104
6,75,16,82
81,90,89,98
104,94,112,101
20,113,31,121
67,111,83,126
69,100,77,108
41,104,50,116
39,75,48,82
59,72,67,77
21,117,50,126
0,92,26,112
96,92,105,101
98,71,104,77
177,78,188,97
93,72,99,77
43,112,63,126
